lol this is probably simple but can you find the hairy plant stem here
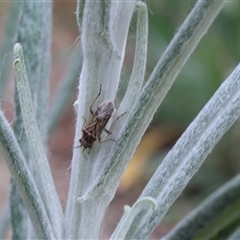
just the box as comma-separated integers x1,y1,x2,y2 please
164,174,240,240
11,1,54,238
13,43,63,239
64,1,136,239
0,110,54,239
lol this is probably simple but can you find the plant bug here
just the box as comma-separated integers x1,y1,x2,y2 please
79,85,123,158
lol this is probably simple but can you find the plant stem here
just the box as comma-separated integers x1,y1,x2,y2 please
164,174,240,240
65,1,136,239
133,63,240,238
110,197,156,240
0,1,22,99
0,203,10,239
13,43,63,239
0,110,54,239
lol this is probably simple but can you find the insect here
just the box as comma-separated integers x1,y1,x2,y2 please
79,85,117,156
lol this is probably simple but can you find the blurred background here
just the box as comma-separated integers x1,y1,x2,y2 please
0,1,240,239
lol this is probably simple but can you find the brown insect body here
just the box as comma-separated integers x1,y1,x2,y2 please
80,98,114,153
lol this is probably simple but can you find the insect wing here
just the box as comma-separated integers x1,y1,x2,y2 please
96,101,114,119
95,101,114,137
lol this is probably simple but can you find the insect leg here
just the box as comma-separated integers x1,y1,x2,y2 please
82,148,89,160
104,111,127,134
81,116,87,130
90,84,102,114
99,138,117,144
100,112,127,144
